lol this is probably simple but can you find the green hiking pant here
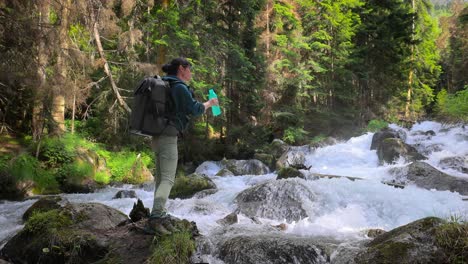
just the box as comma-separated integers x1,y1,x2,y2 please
151,135,178,217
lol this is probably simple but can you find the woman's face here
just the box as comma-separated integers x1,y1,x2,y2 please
177,65,192,82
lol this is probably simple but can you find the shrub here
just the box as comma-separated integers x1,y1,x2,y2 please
283,126,309,145
367,119,388,132
55,161,93,185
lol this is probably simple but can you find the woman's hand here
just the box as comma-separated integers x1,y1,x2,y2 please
203,98,219,111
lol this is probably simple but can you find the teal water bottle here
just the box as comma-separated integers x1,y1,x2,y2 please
208,89,221,116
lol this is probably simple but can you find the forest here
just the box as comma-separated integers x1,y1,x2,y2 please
0,0,467,196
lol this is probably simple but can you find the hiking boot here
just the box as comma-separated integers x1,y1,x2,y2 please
144,218,172,236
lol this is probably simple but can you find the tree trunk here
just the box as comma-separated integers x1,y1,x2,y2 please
405,0,415,120
156,0,170,73
50,0,72,136
93,21,131,113
32,0,50,141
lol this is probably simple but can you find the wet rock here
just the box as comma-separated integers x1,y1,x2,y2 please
377,138,426,165
309,137,338,149
371,128,400,150
60,177,100,194
216,213,238,226
253,153,275,170
439,156,468,174
113,190,138,199
355,217,449,264
276,148,308,170
170,173,217,199
235,179,316,222
193,189,218,199
331,240,367,264
269,139,290,159
405,161,468,195
215,168,235,177
220,159,270,175
22,196,63,222
276,167,306,180
365,229,386,238
129,199,150,222
66,203,128,231
219,234,329,264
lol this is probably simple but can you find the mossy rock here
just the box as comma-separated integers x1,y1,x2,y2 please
215,168,235,177
22,196,63,222
253,153,275,170
2,209,108,263
276,167,305,180
169,173,217,199
355,217,449,264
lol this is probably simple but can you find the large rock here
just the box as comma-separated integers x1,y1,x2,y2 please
268,139,290,159
220,159,270,175
219,234,329,264
370,128,400,150
354,217,451,264
113,190,138,199
438,156,468,174
276,146,311,170
377,138,426,165
1,202,127,264
235,179,316,222
1,201,199,264
404,162,468,195
169,173,217,199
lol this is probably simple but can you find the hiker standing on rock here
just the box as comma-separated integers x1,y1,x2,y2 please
146,57,218,235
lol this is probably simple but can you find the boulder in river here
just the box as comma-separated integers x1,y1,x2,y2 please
113,189,138,199
403,161,468,195
377,138,426,165
219,234,331,264
370,128,401,150
235,179,316,222
22,196,64,221
169,173,217,199
220,159,270,175
438,156,468,174
276,167,306,180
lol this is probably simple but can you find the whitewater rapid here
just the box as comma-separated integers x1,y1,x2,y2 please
1,121,467,259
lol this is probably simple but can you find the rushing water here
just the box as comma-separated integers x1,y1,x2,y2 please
1,121,467,262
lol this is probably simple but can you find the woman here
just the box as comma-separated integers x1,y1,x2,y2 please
146,57,218,235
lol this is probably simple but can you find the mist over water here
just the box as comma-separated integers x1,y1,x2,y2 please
1,121,467,256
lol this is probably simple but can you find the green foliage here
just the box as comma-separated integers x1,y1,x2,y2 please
97,149,152,183
24,209,72,234
149,230,195,264
367,119,389,132
9,153,39,181
436,87,468,121
283,126,309,145
435,217,468,264
56,161,93,185
69,23,93,52
38,136,75,168
94,171,111,185
48,8,59,25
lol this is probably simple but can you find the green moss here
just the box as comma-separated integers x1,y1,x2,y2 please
367,119,389,132
24,210,73,234
149,228,195,264
372,241,413,263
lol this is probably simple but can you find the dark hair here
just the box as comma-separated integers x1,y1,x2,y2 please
161,57,191,75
